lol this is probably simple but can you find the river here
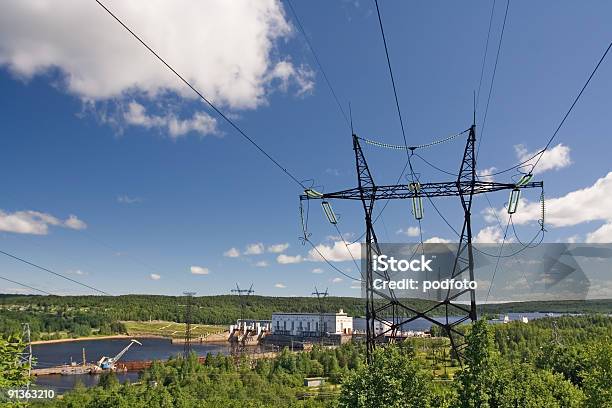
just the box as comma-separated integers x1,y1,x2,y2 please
32,337,231,393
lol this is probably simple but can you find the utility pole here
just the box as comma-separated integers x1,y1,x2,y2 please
300,122,543,364
230,283,254,356
183,291,196,358
312,287,328,344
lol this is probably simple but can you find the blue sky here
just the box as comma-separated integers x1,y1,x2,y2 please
0,0,611,297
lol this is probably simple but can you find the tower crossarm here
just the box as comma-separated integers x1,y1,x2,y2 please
301,181,542,201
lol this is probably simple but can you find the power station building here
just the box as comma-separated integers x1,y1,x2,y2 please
271,309,353,336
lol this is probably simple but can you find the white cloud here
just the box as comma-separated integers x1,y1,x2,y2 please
123,101,217,138
325,168,341,176
473,226,505,244
223,247,240,258
274,282,286,288
312,268,324,274
514,143,572,174
307,240,361,262
478,167,496,183
331,277,343,283
117,194,142,204
277,254,303,264
0,0,311,109
255,260,269,267
424,237,452,244
396,226,420,237
245,243,265,255
64,215,87,230
150,273,161,280
267,243,289,253
190,265,209,275
485,172,612,243
0,209,86,235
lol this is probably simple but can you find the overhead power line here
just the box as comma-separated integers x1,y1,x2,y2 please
476,0,498,109
477,0,510,159
530,39,612,172
488,38,612,176
0,275,55,296
374,0,410,155
286,0,350,128
0,249,111,296
94,0,306,190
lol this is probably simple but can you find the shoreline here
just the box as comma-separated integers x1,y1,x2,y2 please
31,334,166,345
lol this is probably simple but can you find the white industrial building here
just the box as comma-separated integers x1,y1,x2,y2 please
271,309,353,336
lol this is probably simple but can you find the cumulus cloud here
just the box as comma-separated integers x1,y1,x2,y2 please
0,210,86,235
190,265,209,275
245,243,265,255
123,101,217,138
514,143,571,174
478,167,496,183
150,273,161,280
223,247,240,258
0,0,311,108
274,282,286,288
396,226,420,237
255,260,269,267
312,268,324,274
424,237,452,244
331,277,343,283
485,172,612,243
307,240,361,262
277,254,303,264
473,226,505,244
267,243,289,253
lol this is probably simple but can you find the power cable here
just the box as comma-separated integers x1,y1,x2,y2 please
0,275,55,296
0,249,111,295
476,0,510,160
476,0,498,109
486,38,612,176
530,39,612,172
94,0,306,190
286,0,350,128
374,0,426,252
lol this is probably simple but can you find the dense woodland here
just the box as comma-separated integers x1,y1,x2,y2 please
0,315,608,407
1,294,610,340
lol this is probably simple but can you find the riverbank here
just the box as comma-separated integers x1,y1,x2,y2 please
31,334,165,345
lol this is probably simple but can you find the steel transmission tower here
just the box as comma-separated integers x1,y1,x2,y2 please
230,283,254,356
183,291,196,358
300,123,543,363
312,287,329,343
20,323,32,387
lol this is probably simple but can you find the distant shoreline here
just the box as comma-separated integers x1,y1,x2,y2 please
31,334,165,345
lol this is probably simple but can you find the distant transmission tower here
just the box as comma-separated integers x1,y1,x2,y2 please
230,283,254,355
20,323,32,388
312,287,329,343
183,291,196,358
301,123,543,363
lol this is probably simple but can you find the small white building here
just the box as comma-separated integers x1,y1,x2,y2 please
272,309,353,336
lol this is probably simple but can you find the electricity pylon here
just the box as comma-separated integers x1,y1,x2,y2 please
183,291,196,358
20,323,32,388
300,123,543,363
312,287,329,343
230,283,254,355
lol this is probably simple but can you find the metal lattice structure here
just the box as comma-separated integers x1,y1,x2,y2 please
300,124,543,363
312,287,329,343
230,283,254,356
183,291,196,358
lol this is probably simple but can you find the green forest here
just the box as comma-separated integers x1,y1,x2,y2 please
0,314,609,407
2,294,611,340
